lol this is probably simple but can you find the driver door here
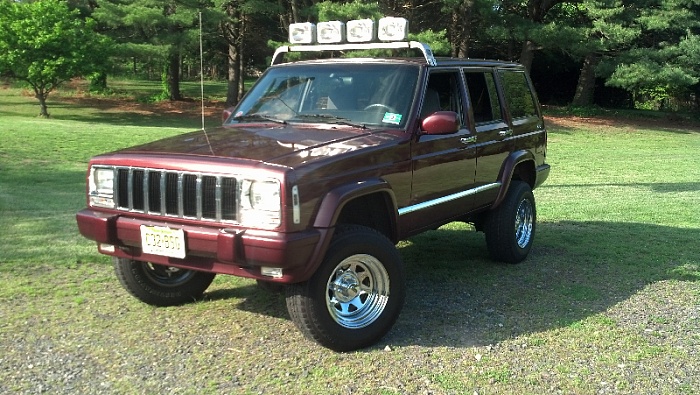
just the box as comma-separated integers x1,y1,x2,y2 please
401,70,478,233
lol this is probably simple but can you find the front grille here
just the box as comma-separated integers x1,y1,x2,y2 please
115,167,238,222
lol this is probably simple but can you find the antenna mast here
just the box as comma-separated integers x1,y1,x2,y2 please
199,12,205,131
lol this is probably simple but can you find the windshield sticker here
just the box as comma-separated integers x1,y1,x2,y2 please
382,112,402,125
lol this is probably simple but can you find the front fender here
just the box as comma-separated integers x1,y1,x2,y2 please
313,178,399,232
287,179,399,283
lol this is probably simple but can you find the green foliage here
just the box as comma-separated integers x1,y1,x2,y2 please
315,0,382,21
0,0,112,117
409,30,450,56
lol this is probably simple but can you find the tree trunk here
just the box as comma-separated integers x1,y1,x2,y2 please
450,1,473,58
519,40,537,72
227,43,240,107
36,91,50,118
167,52,182,101
571,53,602,107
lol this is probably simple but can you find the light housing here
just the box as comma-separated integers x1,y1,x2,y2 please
89,166,115,208
289,22,316,44
239,178,281,229
378,17,409,41
317,21,345,43
346,19,375,42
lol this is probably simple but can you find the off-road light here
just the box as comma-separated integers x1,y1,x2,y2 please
378,17,409,41
317,21,345,43
346,19,375,42
289,22,316,44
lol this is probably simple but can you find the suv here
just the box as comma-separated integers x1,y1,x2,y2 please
76,27,549,351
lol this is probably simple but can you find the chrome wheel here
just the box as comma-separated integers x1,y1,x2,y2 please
326,254,390,329
514,198,534,249
484,180,536,264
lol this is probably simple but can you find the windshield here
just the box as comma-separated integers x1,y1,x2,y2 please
226,63,420,128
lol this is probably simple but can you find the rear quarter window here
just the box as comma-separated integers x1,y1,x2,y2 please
499,70,537,119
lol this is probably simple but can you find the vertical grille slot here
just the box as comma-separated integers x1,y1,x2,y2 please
131,170,144,210
165,173,179,216
222,178,237,221
183,174,198,217
202,176,217,219
148,171,162,214
114,167,238,223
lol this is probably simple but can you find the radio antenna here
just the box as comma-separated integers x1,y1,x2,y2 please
198,12,214,155
199,12,205,131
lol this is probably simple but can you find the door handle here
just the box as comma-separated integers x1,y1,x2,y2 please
499,129,513,137
460,136,477,144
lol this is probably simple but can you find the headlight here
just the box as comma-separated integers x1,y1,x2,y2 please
240,178,281,229
88,166,115,208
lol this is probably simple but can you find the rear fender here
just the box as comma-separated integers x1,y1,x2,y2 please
491,150,536,209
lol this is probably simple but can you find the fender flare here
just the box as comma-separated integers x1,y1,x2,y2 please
290,179,399,283
491,150,536,209
313,178,399,234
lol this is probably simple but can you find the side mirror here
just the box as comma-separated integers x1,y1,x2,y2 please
421,111,460,135
222,107,234,124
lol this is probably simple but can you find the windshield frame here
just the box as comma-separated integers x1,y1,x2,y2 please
225,60,422,130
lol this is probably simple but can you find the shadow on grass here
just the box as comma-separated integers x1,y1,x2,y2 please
540,181,700,194
385,221,698,348
201,221,698,350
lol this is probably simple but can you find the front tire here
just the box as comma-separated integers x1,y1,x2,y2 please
286,225,405,351
484,180,536,263
114,257,216,306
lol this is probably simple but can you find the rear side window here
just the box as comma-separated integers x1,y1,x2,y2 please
499,70,537,119
464,71,502,124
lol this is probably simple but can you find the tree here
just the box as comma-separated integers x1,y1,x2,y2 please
214,0,282,106
602,0,700,109
564,0,640,106
0,0,112,117
93,0,204,101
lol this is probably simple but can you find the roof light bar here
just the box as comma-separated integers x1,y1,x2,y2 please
274,17,434,66
288,17,409,45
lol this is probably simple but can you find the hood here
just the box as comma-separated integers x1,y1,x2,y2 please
119,123,405,167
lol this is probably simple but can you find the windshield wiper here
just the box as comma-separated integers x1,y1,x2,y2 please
294,114,366,129
232,113,287,124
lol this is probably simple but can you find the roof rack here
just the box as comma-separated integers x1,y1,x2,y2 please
271,41,437,66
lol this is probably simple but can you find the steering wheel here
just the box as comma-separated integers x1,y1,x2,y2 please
363,103,396,113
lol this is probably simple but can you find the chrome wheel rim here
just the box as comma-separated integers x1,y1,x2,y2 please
514,198,534,249
326,254,390,329
142,263,195,287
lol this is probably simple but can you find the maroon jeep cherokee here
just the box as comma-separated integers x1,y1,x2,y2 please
77,39,549,351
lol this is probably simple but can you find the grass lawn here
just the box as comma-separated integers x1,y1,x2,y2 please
0,81,699,394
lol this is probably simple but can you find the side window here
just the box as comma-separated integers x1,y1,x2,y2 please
499,70,537,119
421,71,464,125
464,71,502,124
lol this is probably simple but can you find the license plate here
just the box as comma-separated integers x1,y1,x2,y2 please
140,225,186,259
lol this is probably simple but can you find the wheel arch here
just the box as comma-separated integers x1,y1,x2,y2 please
491,150,537,209
313,178,399,243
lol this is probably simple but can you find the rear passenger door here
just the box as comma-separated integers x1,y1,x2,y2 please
463,69,512,209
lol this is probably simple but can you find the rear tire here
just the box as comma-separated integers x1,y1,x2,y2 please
286,225,405,351
113,257,216,306
484,180,536,263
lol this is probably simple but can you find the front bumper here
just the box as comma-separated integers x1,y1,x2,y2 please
76,209,326,283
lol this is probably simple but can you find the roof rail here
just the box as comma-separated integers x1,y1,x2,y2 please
271,41,436,66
